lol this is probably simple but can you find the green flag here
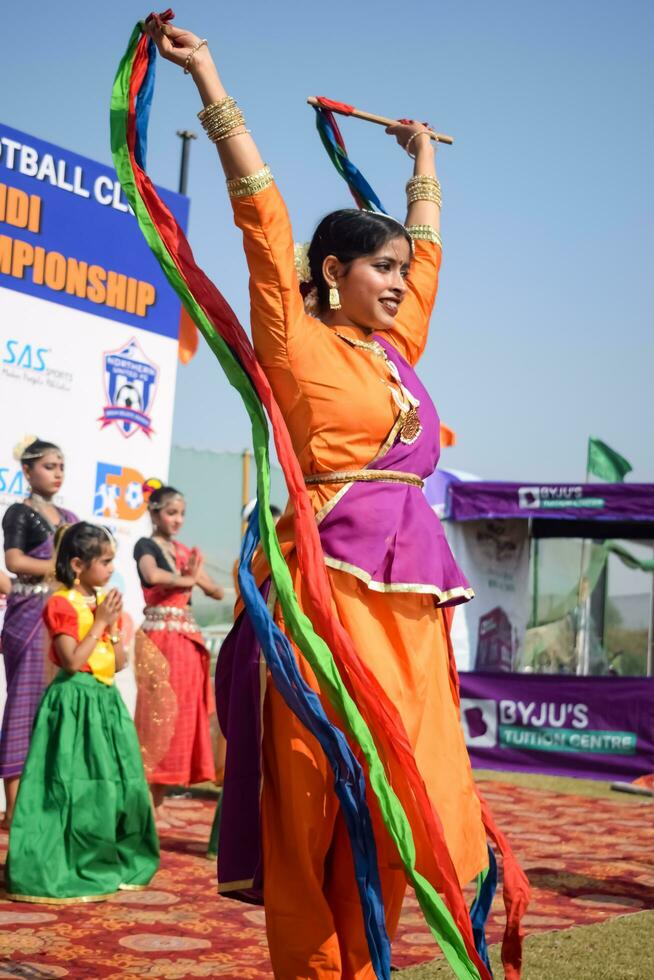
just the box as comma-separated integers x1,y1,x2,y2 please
587,437,632,482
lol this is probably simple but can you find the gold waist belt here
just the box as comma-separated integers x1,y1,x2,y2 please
304,468,424,489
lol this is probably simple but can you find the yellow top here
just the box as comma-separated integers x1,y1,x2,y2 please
45,589,116,686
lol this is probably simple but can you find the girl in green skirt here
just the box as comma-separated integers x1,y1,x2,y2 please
6,522,159,903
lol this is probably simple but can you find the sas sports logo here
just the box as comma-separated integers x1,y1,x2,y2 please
0,464,29,506
93,462,147,521
99,338,158,438
2,338,73,392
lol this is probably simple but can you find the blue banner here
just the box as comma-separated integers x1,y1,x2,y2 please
0,123,188,338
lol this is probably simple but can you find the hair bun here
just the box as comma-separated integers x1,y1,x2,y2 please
13,435,39,462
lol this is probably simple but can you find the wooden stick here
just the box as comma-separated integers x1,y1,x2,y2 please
307,97,454,145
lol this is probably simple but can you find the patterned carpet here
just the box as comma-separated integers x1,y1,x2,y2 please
0,780,652,978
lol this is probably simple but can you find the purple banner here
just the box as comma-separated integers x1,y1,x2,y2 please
448,482,654,523
460,672,654,781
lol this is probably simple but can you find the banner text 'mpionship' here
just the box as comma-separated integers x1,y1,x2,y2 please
0,124,188,337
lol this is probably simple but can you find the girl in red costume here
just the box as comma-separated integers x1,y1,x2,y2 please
133,481,224,824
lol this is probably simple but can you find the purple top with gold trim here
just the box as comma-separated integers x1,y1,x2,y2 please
316,335,473,606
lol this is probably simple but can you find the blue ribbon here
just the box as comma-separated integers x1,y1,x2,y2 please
237,505,391,980
314,108,387,214
134,37,157,170
470,846,498,974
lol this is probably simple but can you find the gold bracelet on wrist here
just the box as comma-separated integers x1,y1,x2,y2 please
226,165,274,198
406,225,442,248
183,38,208,75
405,131,430,157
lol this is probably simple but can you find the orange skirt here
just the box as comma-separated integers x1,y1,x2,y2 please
260,561,487,978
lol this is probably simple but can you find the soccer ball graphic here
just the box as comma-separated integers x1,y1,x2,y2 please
115,383,143,412
124,481,144,511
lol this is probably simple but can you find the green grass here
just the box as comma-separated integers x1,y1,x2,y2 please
395,911,654,979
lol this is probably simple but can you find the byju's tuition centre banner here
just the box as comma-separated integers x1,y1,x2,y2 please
0,122,189,710
460,673,654,781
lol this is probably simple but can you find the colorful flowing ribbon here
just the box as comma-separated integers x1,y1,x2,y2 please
313,97,387,212
238,505,390,978
112,17,527,978
470,848,498,974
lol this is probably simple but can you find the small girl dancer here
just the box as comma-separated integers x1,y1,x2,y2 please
133,482,223,825
6,522,159,903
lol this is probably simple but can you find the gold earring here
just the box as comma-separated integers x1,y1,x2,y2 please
329,286,341,311
74,576,80,586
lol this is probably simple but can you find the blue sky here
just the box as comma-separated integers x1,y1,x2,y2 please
4,0,653,481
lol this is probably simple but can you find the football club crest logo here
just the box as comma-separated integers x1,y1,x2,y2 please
99,338,158,438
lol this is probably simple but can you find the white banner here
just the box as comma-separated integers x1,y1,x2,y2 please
447,519,531,672
0,122,188,721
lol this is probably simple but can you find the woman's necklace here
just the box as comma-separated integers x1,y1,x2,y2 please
152,535,177,573
26,492,59,532
334,332,423,445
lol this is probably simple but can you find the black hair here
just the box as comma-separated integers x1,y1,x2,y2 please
55,522,114,588
307,209,413,311
20,438,62,469
270,505,282,519
148,485,184,512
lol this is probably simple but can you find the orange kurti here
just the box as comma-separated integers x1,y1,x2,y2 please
232,183,486,979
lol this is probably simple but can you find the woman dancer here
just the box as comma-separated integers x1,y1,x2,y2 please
133,483,223,823
0,437,77,827
147,20,501,978
6,522,159,902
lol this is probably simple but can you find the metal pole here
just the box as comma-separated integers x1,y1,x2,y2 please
176,130,197,196
531,535,539,628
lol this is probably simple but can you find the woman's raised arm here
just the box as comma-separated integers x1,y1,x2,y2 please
383,123,443,365
146,19,263,179
146,19,306,367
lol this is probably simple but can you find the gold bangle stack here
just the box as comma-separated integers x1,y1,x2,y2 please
406,175,442,207
226,165,274,199
198,96,247,144
407,225,443,248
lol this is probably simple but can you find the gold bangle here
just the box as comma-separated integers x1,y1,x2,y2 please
406,190,442,206
203,106,243,125
214,128,251,143
406,175,441,193
405,131,430,156
406,175,442,206
406,225,442,248
226,165,274,198
199,100,241,125
198,96,236,121
201,101,247,145
206,119,246,141
406,175,441,189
